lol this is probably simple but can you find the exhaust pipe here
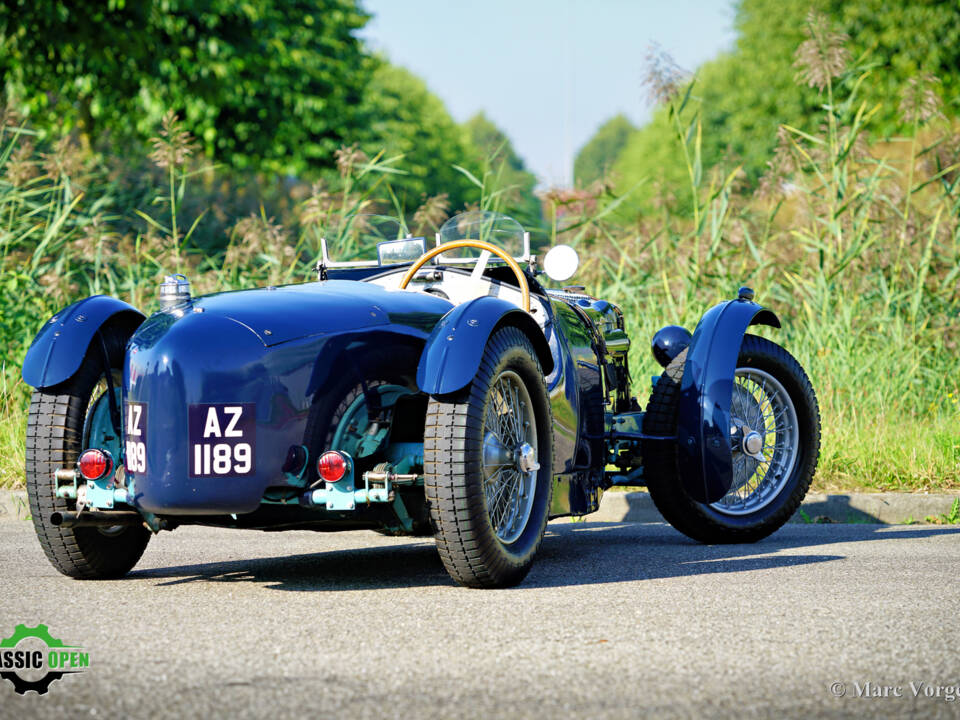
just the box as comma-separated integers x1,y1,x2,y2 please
50,511,143,528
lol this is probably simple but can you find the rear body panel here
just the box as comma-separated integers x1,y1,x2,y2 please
124,281,450,515
119,276,604,521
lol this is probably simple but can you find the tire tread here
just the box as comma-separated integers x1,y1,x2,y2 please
25,325,150,579
425,326,552,588
642,334,821,544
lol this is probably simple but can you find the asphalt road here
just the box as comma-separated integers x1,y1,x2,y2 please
1,518,959,719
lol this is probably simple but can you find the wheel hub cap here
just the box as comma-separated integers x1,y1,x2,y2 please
742,431,764,457
483,433,513,472
515,442,539,473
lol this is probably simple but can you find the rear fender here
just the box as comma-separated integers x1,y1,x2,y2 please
416,296,553,395
22,295,145,389
677,297,780,503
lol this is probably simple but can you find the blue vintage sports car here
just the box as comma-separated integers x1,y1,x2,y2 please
22,211,820,588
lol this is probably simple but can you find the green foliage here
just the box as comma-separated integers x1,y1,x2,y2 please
924,498,960,525
597,0,960,206
1,78,959,491
0,0,374,174
573,114,635,186
825,0,960,130
462,112,541,227
357,64,479,213
2,5,959,496
948,499,960,525
0,2,539,219
553,30,960,492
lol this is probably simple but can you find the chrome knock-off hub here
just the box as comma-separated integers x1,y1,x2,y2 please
742,431,764,458
515,442,540,474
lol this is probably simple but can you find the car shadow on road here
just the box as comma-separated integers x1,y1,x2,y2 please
524,521,960,589
132,521,960,592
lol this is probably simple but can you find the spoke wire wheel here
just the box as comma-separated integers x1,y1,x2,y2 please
425,326,553,588
642,334,821,545
481,370,538,544
710,367,800,516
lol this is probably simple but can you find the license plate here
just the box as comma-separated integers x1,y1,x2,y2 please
188,403,256,477
125,402,147,474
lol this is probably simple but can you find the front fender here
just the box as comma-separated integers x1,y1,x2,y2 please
416,296,553,395
22,295,145,389
677,297,780,504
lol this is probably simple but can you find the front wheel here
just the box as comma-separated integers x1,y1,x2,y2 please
642,334,821,544
424,326,553,588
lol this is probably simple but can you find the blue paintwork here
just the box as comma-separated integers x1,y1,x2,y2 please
676,298,781,503
545,296,604,516
188,280,453,345
124,280,450,515
651,324,693,367
28,263,700,530
22,295,144,389
416,295,553,395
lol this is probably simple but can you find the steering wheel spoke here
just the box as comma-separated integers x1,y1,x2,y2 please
397,240,531,313
470,249,492,280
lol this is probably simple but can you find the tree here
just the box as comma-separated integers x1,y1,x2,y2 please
0,0,374,173
357,63,480,213
573,114,635,186
600,0,960,209
462,112,541,226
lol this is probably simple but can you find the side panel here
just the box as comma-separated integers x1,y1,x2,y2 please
416,296,553,395
22,295,144,389
677,299,780,503
546,299,605,517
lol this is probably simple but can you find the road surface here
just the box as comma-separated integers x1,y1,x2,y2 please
1,518,958,718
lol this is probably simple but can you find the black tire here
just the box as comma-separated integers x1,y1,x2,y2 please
425,326,553,588
25,323,151,579
642,334,821,544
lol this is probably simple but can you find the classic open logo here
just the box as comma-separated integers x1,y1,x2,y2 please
0,624,89,695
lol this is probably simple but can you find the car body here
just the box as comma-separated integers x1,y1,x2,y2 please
22,211,821,587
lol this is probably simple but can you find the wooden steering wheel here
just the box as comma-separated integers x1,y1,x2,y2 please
397,239,531,312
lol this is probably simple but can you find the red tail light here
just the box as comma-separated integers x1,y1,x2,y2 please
78,449,113,481
317,451,347,483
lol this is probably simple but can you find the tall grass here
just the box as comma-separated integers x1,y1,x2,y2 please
0,115,408,487
1,15,958,491
549,13,960,490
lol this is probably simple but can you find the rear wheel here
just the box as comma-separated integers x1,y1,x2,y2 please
25,325,151,578
642,334,820,543
425,326,553,588
303,347,433,535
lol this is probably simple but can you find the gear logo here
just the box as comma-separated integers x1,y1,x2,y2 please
0,624,89,695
